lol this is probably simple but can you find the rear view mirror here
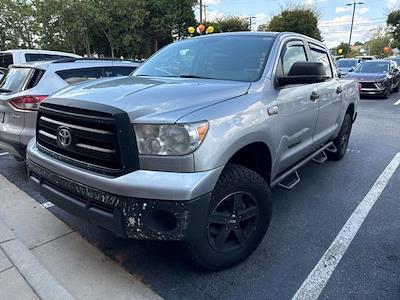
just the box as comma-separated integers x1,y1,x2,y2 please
277,62,327,86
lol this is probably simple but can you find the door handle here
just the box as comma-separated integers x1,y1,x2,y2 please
310,91,320,102
336,86,343,94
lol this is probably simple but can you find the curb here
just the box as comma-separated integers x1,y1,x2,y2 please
0,220,74,300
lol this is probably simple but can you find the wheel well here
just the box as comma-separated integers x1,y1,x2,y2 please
227,142,272,183
346,103,354,119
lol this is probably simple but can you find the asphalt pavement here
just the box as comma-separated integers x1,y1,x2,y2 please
0,92,399,299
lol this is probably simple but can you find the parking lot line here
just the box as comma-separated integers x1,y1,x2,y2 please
394,99,400,105
40,202,55,209
292,153,400,300
0,152,8,156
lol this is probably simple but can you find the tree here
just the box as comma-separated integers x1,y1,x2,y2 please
212,16,250,32
334,42,351,56
365,33,392,57
387,10,400,49
263,5,322,41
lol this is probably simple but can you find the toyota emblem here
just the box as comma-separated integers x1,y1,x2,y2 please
57,127,72,147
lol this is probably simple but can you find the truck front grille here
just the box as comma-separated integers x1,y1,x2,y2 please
361,82,377,89
36,102,138,176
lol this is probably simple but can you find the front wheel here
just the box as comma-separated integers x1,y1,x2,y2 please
186,164,272,271
328,113,352,161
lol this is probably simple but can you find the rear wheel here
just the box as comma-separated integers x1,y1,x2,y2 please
186,164,272,271
328,113,352,161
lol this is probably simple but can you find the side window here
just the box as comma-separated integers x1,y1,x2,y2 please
102,66,137,77
56,68,101,84
309,47,333,78
281,43,308,75
25,54,71,62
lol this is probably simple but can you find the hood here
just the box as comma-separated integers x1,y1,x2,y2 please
345,72,387,82
50,76,250,123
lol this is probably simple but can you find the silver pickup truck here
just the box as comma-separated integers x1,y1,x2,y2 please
27,32,359,271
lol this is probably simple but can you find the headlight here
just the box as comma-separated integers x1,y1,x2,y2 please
134,122,209,155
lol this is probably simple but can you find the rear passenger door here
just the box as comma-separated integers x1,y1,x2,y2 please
275,39,320,172
308,43,342,147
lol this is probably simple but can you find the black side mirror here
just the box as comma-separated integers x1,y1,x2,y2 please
277,62,327,86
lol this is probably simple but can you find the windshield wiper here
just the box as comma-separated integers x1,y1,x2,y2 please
0,88,12,93
178,75,215,80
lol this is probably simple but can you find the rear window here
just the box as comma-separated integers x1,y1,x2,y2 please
0,53,13,68
102,66,137,77
25,54,73,62
0,67,33,94
56,67,101,84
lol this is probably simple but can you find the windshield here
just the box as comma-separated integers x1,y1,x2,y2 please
0,53,13,68
353,62,389,73
135,35,276,82
0,67,32,94
337,60,357,68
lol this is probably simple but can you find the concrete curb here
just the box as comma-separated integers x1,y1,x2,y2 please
0,220,74,300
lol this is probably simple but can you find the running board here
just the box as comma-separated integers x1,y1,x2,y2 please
312,151,327,164
278,170,300,190
271,141,335,189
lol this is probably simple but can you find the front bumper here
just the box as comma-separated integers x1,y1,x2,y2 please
27,159,211,241
359,82,386,95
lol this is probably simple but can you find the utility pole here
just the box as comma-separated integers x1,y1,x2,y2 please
202,4,208,23
247,16,256,31
346,0,364,46
199,0,203,24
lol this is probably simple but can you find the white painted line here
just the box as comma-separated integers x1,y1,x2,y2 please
41,201,54,209
0,152,8,156
293,153,400,300
394,99,400,105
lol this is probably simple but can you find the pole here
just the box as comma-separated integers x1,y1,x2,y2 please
348,0,356,46
199,0,203,24
248,17,256,31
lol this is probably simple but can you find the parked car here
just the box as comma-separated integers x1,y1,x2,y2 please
26,32,359,271
0,58,140,159
392,57,400,67
336,58,359,77
0,49,81,69
346,60,400,98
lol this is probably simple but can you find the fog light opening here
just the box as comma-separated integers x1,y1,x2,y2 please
147,209,178,232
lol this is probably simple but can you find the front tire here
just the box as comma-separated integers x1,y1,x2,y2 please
328,113,352,161
186,164,272,271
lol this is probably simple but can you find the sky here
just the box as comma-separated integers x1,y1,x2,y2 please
195,0,399,48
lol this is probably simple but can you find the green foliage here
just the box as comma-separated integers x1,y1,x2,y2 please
333,42,351,56
0,0,196,58
387,10,400,49
365,34,392,57
263,5,322,41
212,16,250,33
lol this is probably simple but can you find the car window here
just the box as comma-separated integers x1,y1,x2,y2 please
102,66,137,77
0,67,32,94
309,47,333,78
56,67,101,84
25,54,73,62
353,62,389,73
281,43,308,75
337,60,357,68
0,53,13,68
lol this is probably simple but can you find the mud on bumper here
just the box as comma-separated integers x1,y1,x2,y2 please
27,160,210,241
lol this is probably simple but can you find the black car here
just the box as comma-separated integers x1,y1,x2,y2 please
345,60,400,98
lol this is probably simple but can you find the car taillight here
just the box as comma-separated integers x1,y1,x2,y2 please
358,83,362,95
9,95,48,111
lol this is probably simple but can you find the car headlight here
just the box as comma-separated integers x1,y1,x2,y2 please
134,122,209,155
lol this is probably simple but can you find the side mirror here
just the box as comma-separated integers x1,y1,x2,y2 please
277,62,327,86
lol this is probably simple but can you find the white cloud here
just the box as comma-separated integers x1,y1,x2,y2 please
336,6,351,13
387,0,399,9
358,7,370,14
204,0,220,4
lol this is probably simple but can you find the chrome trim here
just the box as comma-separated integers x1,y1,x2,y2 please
40,116,113,135
38,130,57,140
75,143,115,154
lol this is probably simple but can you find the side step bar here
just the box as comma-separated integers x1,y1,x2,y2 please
271,141,335,189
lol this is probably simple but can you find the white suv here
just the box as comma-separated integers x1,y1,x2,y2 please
0,49,81,69
0,58,141,159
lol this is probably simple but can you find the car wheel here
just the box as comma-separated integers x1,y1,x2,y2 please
382,86,390,99
186,164,272,271
328,113,352,161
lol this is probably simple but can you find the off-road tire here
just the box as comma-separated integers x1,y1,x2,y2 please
186,164,272,271
328,113,352,161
